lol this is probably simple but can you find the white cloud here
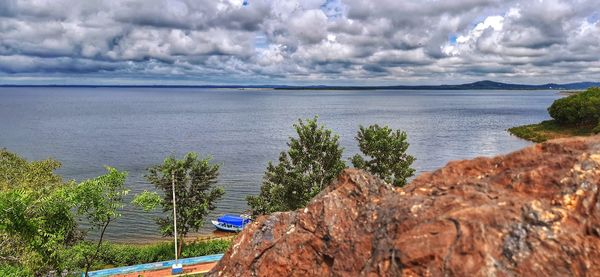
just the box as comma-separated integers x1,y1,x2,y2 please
0,0,599,84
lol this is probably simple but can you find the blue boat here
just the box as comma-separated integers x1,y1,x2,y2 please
211,214,251,232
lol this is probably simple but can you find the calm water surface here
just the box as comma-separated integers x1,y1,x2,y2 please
0,87,561,242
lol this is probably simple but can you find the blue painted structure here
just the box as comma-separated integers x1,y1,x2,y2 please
212,214,251,232
218,215,250,226
84,254,223,276
171,264,184,275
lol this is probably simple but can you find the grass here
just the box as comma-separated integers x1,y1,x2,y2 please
508,120,596,143
1,238,233,276
59,237,234,273
97,238,232,269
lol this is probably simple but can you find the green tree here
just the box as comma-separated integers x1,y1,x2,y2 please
548,87,600,126
132,190,162,212
0,149,79,274
74,167,128,277
0,149,62,191
139,153,224,256
247,117,346,216
351,125,415,187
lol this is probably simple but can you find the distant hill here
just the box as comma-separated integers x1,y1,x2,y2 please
1,80,599,90
275,80,600,90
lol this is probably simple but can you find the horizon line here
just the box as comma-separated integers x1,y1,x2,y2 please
0,80,598,90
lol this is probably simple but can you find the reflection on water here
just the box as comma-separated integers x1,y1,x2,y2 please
0,87,560,242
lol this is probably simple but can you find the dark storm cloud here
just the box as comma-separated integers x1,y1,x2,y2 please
0,0,599,84
362,64,388,73
0,56,122,73
0,0,17,16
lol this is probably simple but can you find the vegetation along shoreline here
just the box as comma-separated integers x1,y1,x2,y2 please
1,116,416,276
508,87,600,142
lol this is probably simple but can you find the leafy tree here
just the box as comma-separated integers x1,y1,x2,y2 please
74,167,129,277
351,125,415,187
138,152,224,256
0,149,62,191
0,150,134,275
548,87,600,126
247,117,346,216
132,190,162,212
0,149,80,274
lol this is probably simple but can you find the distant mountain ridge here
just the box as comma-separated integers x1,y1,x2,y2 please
1,80,599,90
276,80,600,90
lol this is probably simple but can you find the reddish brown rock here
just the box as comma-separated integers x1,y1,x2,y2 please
208,136,600,277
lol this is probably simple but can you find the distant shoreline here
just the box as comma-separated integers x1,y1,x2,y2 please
1,80,599,91
508,120,595,143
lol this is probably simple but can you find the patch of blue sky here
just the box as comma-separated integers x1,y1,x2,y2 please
448,34,458,45
254,33,269,50
469,14,490,29
321,0,345,20
587,12,599,23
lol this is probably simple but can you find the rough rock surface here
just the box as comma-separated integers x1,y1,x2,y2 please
208,136,600,277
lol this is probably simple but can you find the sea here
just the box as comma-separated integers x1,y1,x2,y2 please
0,87,561,242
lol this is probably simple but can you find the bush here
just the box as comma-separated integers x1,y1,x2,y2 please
594,122,600,134
142,152,225,257
65,239,232,271
247,117,345,216
181,239,231,257
548,87,600,125
351,125,415,187
0,264,33,277
0,149,80,275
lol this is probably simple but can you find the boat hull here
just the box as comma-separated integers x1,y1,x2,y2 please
211,220,243,232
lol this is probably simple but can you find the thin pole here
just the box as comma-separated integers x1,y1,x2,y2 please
172,171,178,263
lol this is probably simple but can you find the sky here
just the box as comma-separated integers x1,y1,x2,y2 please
0,0,599,85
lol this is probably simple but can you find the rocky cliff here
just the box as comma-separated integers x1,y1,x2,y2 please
208,136,600,276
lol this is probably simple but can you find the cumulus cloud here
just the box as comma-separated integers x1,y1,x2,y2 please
0,0,598,84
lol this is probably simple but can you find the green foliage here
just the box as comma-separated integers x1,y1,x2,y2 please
0,186,80,274
0,149,62,191
95,242,172,267
351,125,415,187
548,87,600,125
0,149,79,274
0,149,136,276
247,117,346,216
508,122,552,143
0,263,33,277
509,88,600,142
0,149,229,275
75,167,129,228
144,152,225,241
132,190,163,212
180,239,231,257
507,120,583,143
61,239,232,271
74,167,129,276
594,121,600,134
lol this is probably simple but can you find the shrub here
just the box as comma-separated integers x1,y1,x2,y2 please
0,149,80,275
548,87,600,125
95,239,231,268
247,117,345,216
351,125,415,187
0,264,33,277
60,239,232,271
180,239,231,257
593,122,600,134
140,152,225,257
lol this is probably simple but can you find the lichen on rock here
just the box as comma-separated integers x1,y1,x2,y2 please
209,136,600,277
